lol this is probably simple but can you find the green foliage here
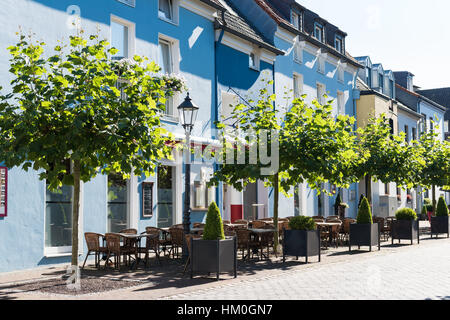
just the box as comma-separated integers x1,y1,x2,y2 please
356,197,373,224
436,196,449,217
202,202,225,241
395,208,418,221
421,204,428,216
355,115,425,190
288,216,317,231
0,30,184,190
424,198,433,212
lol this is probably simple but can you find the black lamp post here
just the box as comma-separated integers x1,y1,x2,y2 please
177,93,199,261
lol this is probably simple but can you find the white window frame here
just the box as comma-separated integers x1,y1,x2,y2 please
43,164,84,257
158,34,181,120
317,53,326,74
293,73,304,99
249,50,260,71
110,15,136,59
316,82,326,105
291,11,299,29
337,90,345,115
293,41,304,64
117,0,135,7
158,0,179,25
106,174,132,233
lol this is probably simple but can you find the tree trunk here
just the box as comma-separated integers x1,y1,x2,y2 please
366,175,372,204
273,173,279,254
432,184,437,215
71,160,81,273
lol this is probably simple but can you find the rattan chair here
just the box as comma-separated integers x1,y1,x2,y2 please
340,218,356,244
234,219,249,226
193,223,206,228
104,233,136,270
138,232,161,267
252,220,267,229
257,225,276,260
222,220,231,225
82,232,108,270
146,226,172,257
236,229,258,260
168,227,184,259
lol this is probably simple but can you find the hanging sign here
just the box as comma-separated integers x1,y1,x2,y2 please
0,167,7,217
142,182,154,218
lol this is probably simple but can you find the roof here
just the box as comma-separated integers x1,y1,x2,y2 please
396,84,447,114
199,0,226,10
252,0,362,68
215,1,284,55
417,88,450,121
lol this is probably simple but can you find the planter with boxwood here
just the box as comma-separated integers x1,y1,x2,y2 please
430,196,450,238
334,193,349,220
282,216,321,264
391,208,420,245
349,197,380,252
190,202,237,281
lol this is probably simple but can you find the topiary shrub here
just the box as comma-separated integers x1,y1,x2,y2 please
202,202,225,240
356,197,373,224
288,216,317,231
436,196,449,217
395,208,417,221
424,198,433,212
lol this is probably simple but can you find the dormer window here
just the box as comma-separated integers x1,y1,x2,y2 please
291,11,303,31
159,0,173,21
379,74,384,92
249,51,260,71
335,35,343,54
314,22,324,43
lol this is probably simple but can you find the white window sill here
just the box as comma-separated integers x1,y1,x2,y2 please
161,115,180,124
249,66,260,72
44,252,83,258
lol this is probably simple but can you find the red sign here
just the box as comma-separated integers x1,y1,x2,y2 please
0,167,7,217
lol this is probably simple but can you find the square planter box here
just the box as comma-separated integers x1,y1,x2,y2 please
349,223,380,252
431,216,450,238
190,237,237,281
282,229,321,264
391,220,420,245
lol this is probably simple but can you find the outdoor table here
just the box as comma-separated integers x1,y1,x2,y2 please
315,222,342,246
118,233,158,270
190,227,204,234
248,228,277,260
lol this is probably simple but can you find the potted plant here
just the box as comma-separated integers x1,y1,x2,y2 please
420,205,428,221
282,216,320,264
424,198,433,221
349,197,380,252
190,202,237,281
430,196,450,238
391,208,419,245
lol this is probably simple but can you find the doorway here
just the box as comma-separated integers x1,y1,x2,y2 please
157,165,175,228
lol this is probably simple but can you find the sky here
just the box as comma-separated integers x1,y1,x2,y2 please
297,0,450,90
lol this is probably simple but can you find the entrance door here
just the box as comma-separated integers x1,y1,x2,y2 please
243,183,257,220
157,166,174,228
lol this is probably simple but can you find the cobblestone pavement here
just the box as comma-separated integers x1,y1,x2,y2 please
163,238,450,300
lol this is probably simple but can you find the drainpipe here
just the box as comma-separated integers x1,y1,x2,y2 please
214,27,225,217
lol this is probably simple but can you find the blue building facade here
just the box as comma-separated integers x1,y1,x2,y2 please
0,0,224,273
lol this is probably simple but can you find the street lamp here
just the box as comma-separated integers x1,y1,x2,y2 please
177,93,199,261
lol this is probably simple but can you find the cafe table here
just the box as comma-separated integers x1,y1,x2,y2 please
314,222,342,246
118,233,159,269
248,228,277,260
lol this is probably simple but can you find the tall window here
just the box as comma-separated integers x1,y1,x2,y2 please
293,74,303,99
111,21,129,59
291,11,302,31
337,91,345,115
314,23,324,42
159,0,173,21
316,83,326,105
293,42,303,64
158,38,174,116
389,79,394,98
107,173,128,233
45,160,73,250
337,66,344,83
249,52,260,71
317,55,325,74
412,127,417,141
430,117,434,133
379,74,384,91
367,67,372,88
404,125,409,143
335,36,343,53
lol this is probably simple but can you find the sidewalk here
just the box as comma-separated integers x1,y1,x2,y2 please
0,221,445,300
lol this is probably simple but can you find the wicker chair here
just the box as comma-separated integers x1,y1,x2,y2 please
236,229,258,260
257,225,276,260
82,232,108,270
222,220,231,225
330,222,343,248
340,218,356,244
224,224,236,237
372,217,385,240
104,233,136,270
146,226,172,257
193,223,206,228
252,220,267,229
119,228,138,252
234,219,249,226
137,231,161,267
168,227,184,259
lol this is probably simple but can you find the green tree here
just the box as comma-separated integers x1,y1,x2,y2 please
202,202,225,240
0,31,184,276
416,129,450,214
210,87,360,253
354,116,424,204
